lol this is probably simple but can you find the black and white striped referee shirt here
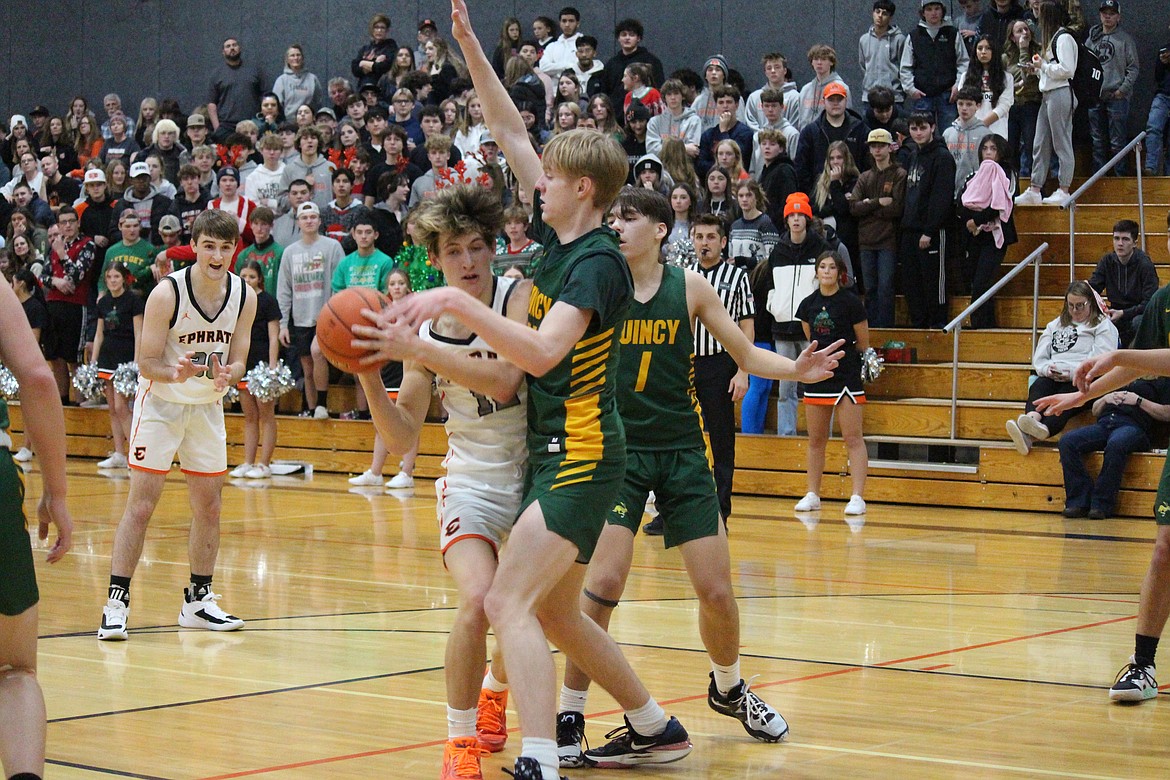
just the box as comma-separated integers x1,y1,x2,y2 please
689,260,755,357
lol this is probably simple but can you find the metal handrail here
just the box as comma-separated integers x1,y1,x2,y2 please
1060,131,1148,277
942,242,1049,440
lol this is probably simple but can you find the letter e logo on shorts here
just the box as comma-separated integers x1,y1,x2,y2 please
133,446,147,461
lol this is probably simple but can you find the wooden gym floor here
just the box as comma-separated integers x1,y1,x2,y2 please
22,461,1170,779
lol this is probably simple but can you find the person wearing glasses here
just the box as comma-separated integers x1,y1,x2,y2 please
1005,280,1119,455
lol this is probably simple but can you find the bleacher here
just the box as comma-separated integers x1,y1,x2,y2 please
8,176,1170,518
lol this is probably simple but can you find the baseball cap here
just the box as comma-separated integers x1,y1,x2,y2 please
867,128,894,144
186,113,207,127
419,18,437,31
29,104,49,117
158,215,182,234
1099,0,1120,11
296,202,320,217
626,101,652,123
129,161,150,178
315,107,337,121
480,130,496,145
823,82,848,100
920,0,945,7
83,169,107,185
218,166,240,183
783,192,812,219
9,114,27,129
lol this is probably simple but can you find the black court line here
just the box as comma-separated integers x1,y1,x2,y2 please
44,759,169,779
48,664,444,724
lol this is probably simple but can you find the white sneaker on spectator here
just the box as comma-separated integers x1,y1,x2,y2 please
13,447,33,462
244,464,271,479
844,495,867,515
80,396,107,408
229,463,253,478
794,492,821,512
1041,189,1070,206
97,452,128,469
1016,414,1050,440
386,472,415,490
313,405,329,419
348,470,383,486
1014,188,1042,206
1005,419,1033,455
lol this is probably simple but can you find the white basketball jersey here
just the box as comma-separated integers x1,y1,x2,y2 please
420,276,528,485
148,267,246,405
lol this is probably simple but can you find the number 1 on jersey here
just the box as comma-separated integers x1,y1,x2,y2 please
633,351,652,393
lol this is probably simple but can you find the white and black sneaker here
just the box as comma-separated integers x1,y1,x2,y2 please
708,673,789,741
505,756,567,780
583,715,692,768
1109,656,1159,702
178,588,244,631
556,710,588,768
98,599,130,641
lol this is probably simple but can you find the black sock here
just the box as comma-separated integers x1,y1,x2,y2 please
1134,634,1160,668
10,773,43,780
108,576,131,606
190,573,213,600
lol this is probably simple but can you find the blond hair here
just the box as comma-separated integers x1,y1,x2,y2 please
542,128,628,209
412,185,504,259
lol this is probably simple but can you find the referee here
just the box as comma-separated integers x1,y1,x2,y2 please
687,213,755,524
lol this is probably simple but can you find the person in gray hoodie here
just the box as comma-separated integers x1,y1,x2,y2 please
691,54,745,132
858,1,908,105
646,79,702,155
942,85,990,195
1086,1,1140,174
796,44,853,130
279,126,335,210
272,44,324,123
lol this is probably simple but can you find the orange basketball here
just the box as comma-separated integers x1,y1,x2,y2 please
315,287,391,373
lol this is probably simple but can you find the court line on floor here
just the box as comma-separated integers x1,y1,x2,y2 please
44,759,168,779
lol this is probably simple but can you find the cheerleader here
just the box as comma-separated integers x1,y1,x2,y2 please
229,260,282,479
794,251,869,516
92,263,144,469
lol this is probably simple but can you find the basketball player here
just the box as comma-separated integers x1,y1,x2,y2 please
555,187,843,766
0,275,73,780
1034,213,1170,703
379,4,691,777
98,209,257,641
352,186,529,780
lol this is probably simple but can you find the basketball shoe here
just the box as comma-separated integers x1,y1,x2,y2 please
504,756,567,780
583,715,692,767
556,710,587,768
98,598,129,641
178,588,245,631
475,687,508,752
707,673,789,741
1109,656,1159,701
441,736,486,779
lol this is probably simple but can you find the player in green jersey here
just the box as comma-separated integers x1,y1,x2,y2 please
1035,212,1170,703
376,3,691,778
555,187,843,766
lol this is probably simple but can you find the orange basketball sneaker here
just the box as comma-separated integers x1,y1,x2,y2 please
441,736,486,779
476,687,508,752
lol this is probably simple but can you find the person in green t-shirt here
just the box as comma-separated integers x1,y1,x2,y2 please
331,217,395,294
1035,212,1170,705
100,209,158,296
235,206,283,293
365,4,692,776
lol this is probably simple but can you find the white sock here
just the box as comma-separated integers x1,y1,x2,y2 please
558,685,589,714
625,698,667,736
482,667,508,693
446,705,477,739
520,737,559,780
712,659,741,695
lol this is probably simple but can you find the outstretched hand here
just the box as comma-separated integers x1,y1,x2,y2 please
38,493,73,564
794,339,845,384
1032,391,1085,416
386,287,460,332
352,307,423,366
1073,352,1117,393
210,353,234,392
450,0,475,45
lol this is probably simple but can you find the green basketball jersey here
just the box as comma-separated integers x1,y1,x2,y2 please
0,397,8,431
526,193,633,483
617,265,705,451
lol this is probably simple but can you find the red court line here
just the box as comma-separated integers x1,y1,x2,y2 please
196,613,1136,779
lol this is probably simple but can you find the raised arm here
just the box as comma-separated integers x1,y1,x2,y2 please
449,0,543,195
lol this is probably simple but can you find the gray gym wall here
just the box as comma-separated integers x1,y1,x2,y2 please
2,2,1167,139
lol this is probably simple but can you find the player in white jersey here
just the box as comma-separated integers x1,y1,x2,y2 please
99,209,258,641
352,186,528,780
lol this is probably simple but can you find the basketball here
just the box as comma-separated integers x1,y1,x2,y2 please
315,287,391,373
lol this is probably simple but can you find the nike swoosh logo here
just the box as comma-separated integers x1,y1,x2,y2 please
628,739,663,751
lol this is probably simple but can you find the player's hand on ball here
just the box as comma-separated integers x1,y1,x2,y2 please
210,353,233,391
352,316,421,365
